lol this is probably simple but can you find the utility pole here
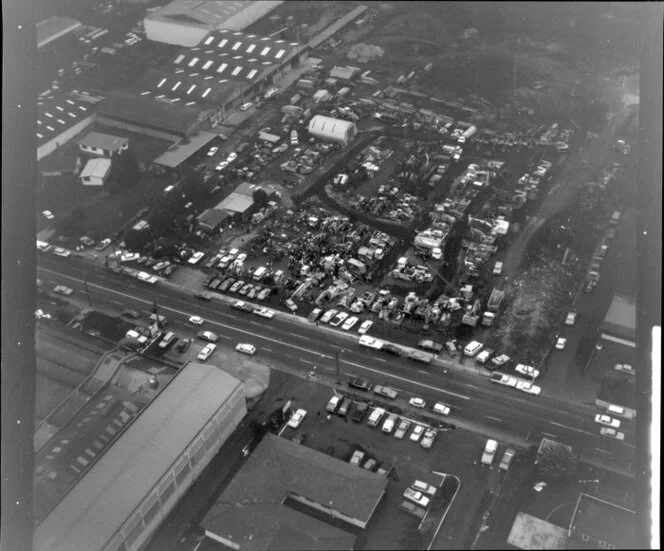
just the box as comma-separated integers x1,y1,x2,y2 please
335,348,344,384
152,298,163,331
83,272,93,309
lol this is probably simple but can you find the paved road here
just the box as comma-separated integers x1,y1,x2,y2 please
37,255,635,475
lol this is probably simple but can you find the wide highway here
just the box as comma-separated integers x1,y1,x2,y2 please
37,254,635,474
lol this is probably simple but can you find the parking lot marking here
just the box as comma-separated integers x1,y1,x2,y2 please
485,416,503,422
340,359,471,400
263,348,272,352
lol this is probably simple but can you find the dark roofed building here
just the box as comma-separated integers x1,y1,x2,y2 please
197,208,232,234
599,294,636,348
39,155,82,177
78,131,129,158
37,94,96,160
201,433,387,550
568,493,635,549
97,91,213,141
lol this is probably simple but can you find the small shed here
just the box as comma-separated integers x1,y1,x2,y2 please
79,158,112,186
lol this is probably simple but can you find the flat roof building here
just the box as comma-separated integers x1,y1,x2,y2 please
153,130,219,168
200,433,387,550
308,115,357,144
37,94,95,160
599,294,636,348
145,1,284,47
34,363,246,551
80,157,112,186
78,131,129,158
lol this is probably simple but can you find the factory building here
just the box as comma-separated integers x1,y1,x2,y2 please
37,94,95,160
34,363,246,551
37,16,82,49
308,115,357,145
144,0,284,47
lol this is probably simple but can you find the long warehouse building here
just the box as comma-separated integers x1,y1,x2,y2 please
145,0,284,46
34,363,246,551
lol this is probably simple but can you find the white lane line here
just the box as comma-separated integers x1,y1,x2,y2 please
288,331,310,340
263,348,273,352
375,358,387,363
299,358,315,365
550,421,595,436
418,369,428,374
542,432,558,438
594,448,615,456
340,359,471,400
249,321,262,327
219,335,231,340
485,416,503,422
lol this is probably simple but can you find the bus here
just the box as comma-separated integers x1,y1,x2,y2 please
158,331,176,350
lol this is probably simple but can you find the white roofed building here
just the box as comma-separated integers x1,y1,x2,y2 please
80,157,112,186
37,94,95,160
307,115,357,145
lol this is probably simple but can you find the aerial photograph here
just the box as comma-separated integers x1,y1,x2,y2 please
1,1,661,550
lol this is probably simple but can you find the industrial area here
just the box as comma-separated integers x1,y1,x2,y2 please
9,1,657,550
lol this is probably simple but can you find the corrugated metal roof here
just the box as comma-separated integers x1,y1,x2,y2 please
37,94,93,147
146,0,250,28
78,131,128,152
216,192,254,213
197,28,299,63
308,115,355,138
80,157,112,179
34,364,244,551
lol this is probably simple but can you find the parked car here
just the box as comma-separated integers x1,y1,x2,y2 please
600,427,625,440
409,397,426,408
565,311,578,326
235,343,256,356
399,500,427,519
348,377,371,391
362,458,377,471
515,364,540,379
373,385,399,400
341,316,358,331
489,354,511,369
595,414,621,428
254,307,275,319
230,280,245,293
175,338,192,353
349,401,369,422
330,312,349,327
381,413,398,434
499,448,516,471
394,419,411,439
412,480,437,496
358,320,373,334
240,102,253,111
367,407,386,427
481,439,498,466
326,395,341,413
555,337,567,350
207,146,219,157
403,488,430,508
53,285,73,295
515,380,541,395
197,343,216,361
421,429,437,449
349,449,365,466
614,363,635,375
337,397,351,417
288,408,307,428
475,349,493,364
409,424,425,442
432,402,451,416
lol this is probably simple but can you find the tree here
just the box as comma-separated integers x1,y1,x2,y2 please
252,187,269,208
107,149,139,194
537,442,578,483
124,229,152,252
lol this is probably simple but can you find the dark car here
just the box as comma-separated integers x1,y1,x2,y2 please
337,397,351,417
163,264,178,277
175,338,192,353
382,343,402,356
218,278,235,293
207,277,222,290
349,401,369,422
122,309,141,319
291,433,306,445
194,291,213,301
348,377,372,391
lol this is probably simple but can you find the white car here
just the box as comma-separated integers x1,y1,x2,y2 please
320,309,338,323
236,343,256,356
357,320,373,334
288,408,307,428
236,252,247,262
600,427,625,440
515,364,540,379
409,397,426,409
412,480,437,496
595,414,621,428
239,102,253,111
52,247,71,258
207,146,219,157
330,312,349,327
254,307,275,319
228,248,239,258
555,337,567,350
431,247,443,260
614,363,635,375
565,311,577,326
197,343,216,361
215,161,229,172
433,402,451,416
35,309,53,320
516,381,541,395
342,316,359,331
189,316,204,326
409,424,425,442
226,152,238,163
421,429,437,449
53,285,73,295
403,487,430,508
42,210,55,220
491,373,518,387
120,252,140,263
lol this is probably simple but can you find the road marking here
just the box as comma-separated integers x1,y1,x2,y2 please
219,335,231,340
418,369,428,374
550,421,595,435
289,331,310,340
375,358,387,362
542,432,558,438
263,348,272,352
594,448,615,456
299,358,315,365
340,359,471,400
485,416,503,422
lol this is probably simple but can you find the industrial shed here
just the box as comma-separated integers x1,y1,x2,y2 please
152,130,219,168
144,0,284,47
308,115,357,145
79,157,112,186
34,363,246,551
78,131,128,158
37,94,95,160
201,433,387,550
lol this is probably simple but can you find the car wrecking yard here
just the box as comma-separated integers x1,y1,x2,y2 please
30,2,644,550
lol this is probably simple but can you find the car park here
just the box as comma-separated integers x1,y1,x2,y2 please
600,427,625,440
409,397,426,409
394,419,411,439
348,377,371,391
499,448,516,471
403,488,430,508
197,343,216,361
595,414,621,428
373,385,399,400
515,380,541,395
254,307,275,319
358,320,373,334
197,330,218,342
421,429,437,449
288,408,307,428
409,424,425,442
515,364,540,379
432,402,451,416
235,343,256,356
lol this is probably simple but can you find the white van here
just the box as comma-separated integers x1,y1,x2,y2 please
607,404,625,417
464,340,484,357
253,266,267,281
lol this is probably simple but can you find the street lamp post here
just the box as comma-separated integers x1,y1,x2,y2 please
335,348,344,385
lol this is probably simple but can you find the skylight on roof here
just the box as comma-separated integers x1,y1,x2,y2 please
247,69,257,79
217,63,228,74
233,32,242,36
232,55,242,60
186,101,196,106
45,112,53,118
47,126,55,131
57,119,66,124
56,105,64,111
157,78,167,88
174,54,185,64
275,49,286,59
276,40,284,43
260,47,271,56
247,34,256,38
204,75,213,80
219,39,228,48
66,99,75,105
248,58,257,62
79,106,87,111
140,91,151,95
232,41,242,51
37,120,42,125
262,61,272,65
37,133,43,139
187,84,196,95
261,37,269,41
231,66,242,76
204,36,214,45
172,81,181,91
202,88,211,98
188,57,199,67
68,112,76,118
175,69,184,74
202,60,213,70
246,44,256,53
